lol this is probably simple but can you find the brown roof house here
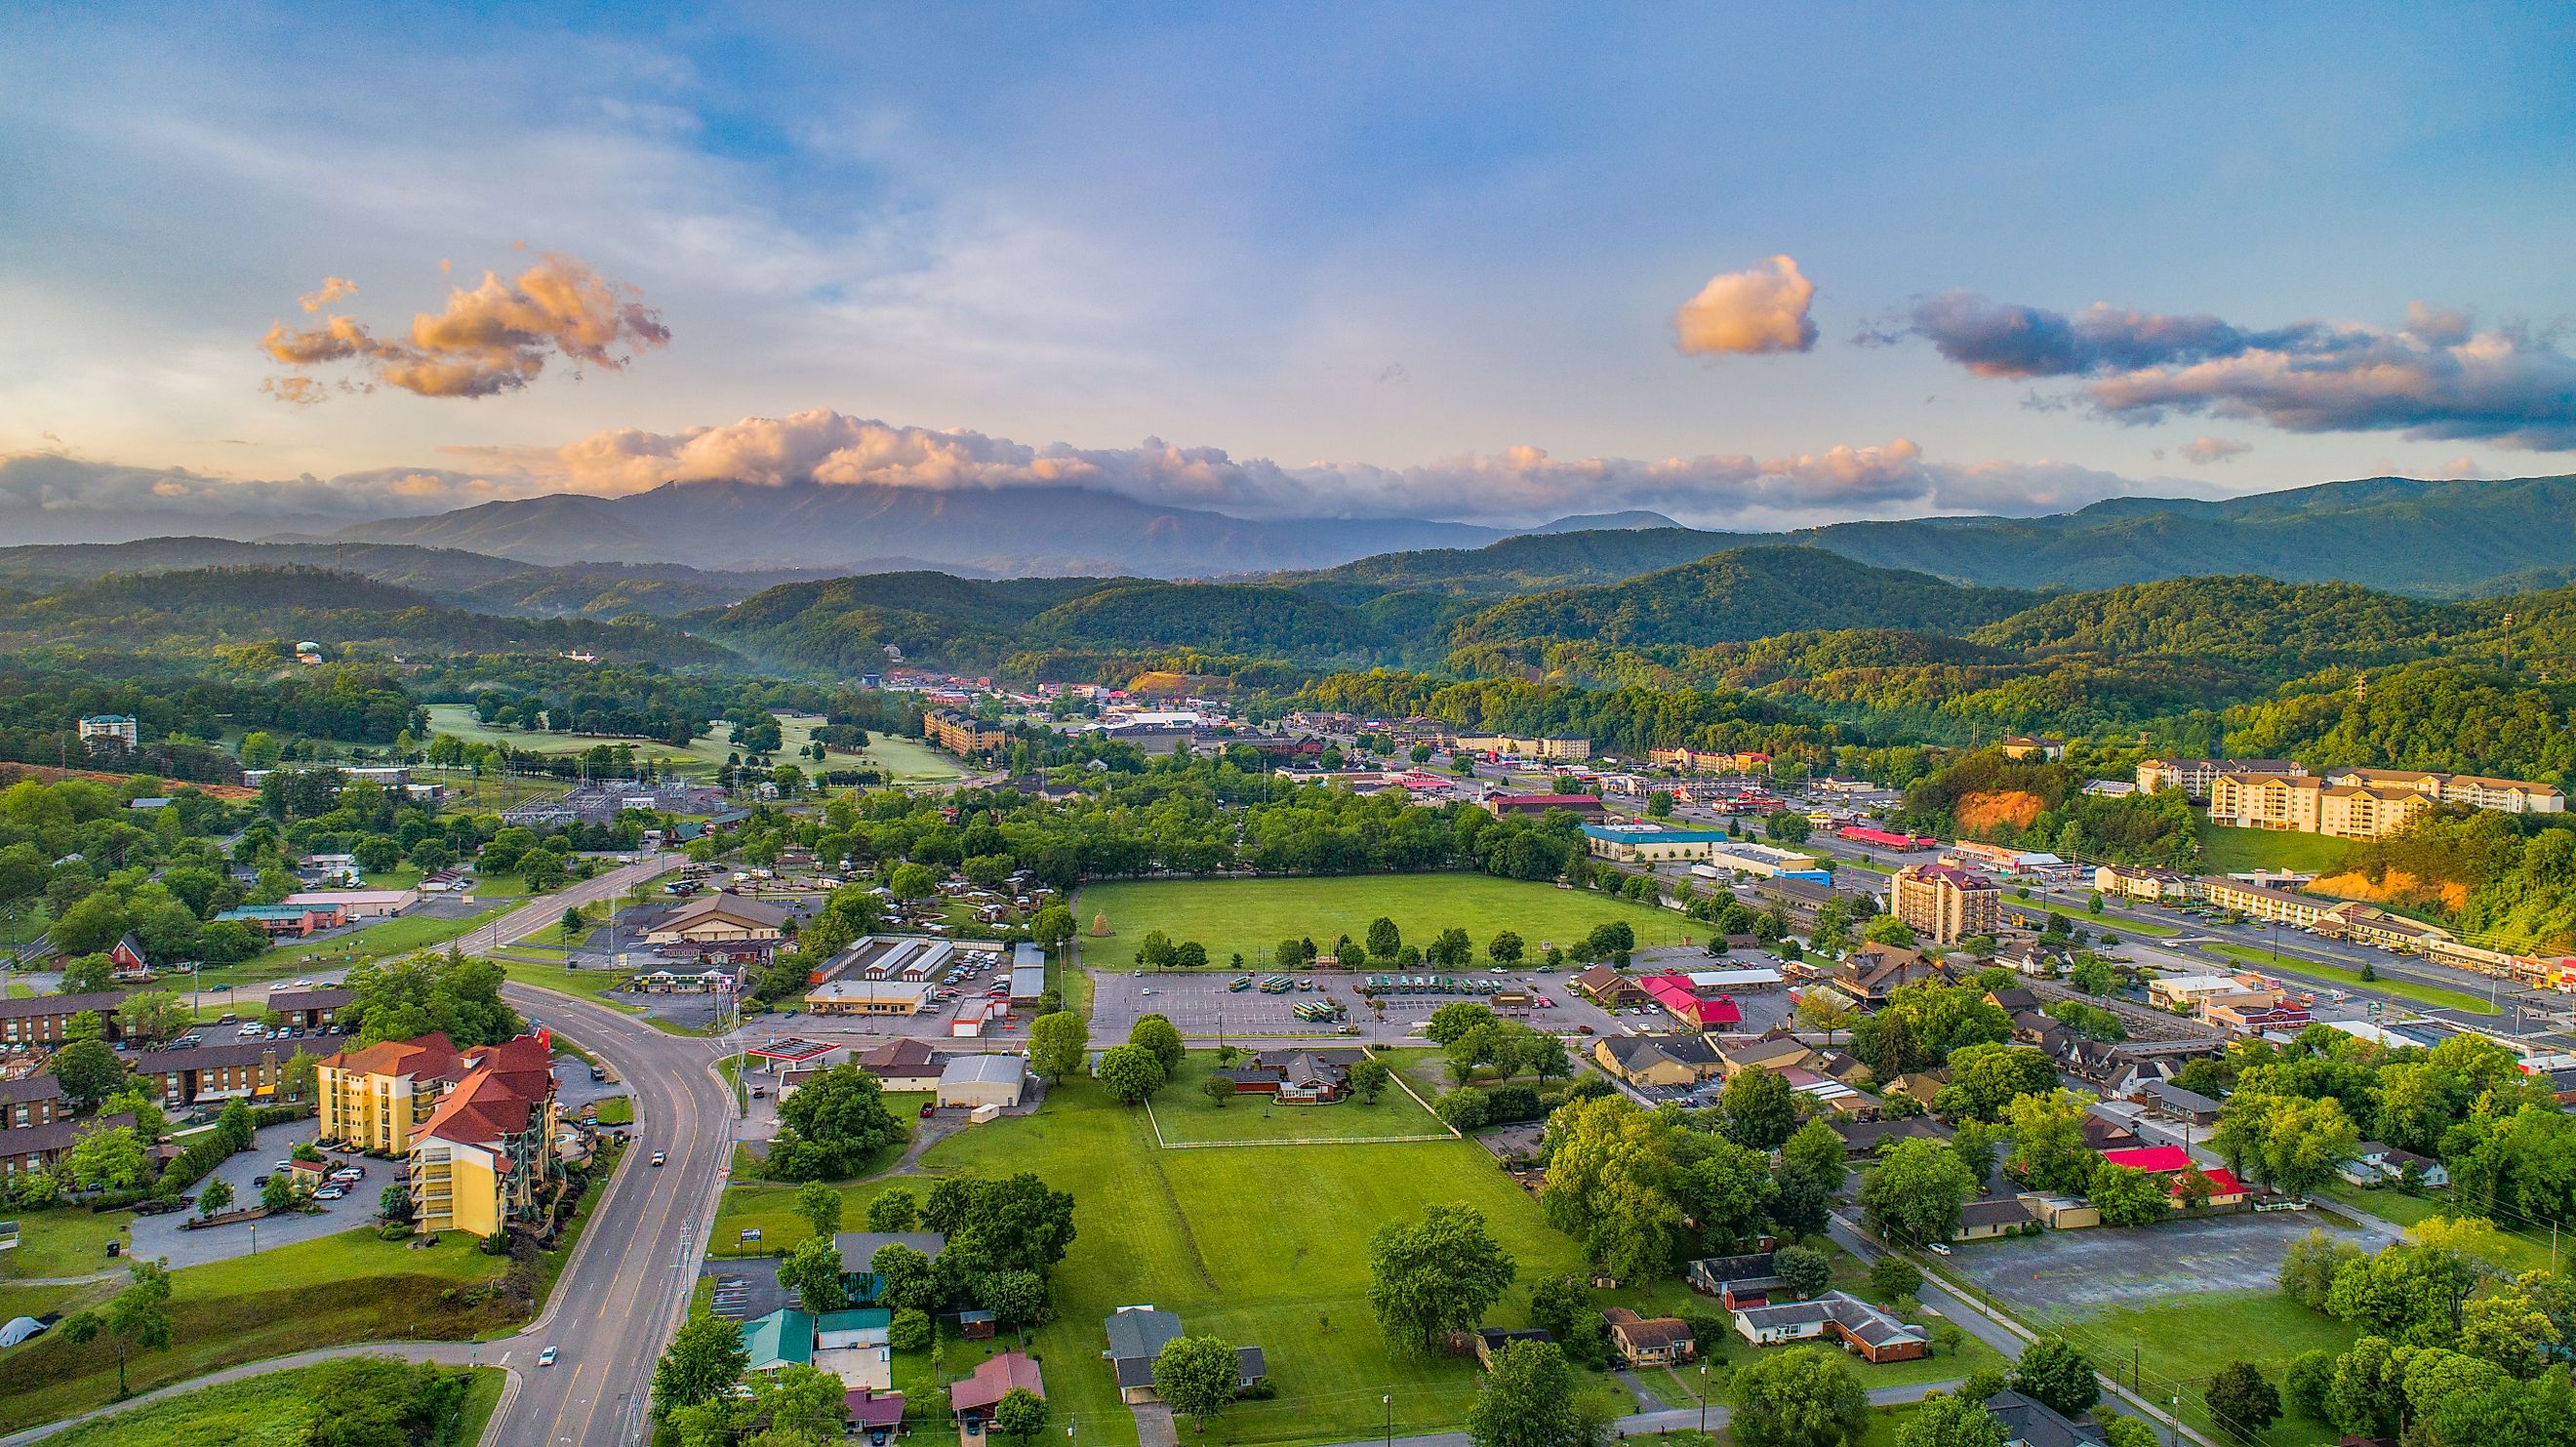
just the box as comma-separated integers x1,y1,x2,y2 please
1602,1307,1697,1366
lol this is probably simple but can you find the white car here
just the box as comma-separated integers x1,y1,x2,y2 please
312,1185,346,1201
538,1346,558,1367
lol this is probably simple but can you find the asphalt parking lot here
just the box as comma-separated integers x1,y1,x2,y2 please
1944,1209,2369,1312
131,1116,350,1268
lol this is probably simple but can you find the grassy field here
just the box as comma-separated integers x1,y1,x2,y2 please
2199,943,2496,1014
1073,874,1689,969
1147,1053,1448,1145
2196,821,2358,877
422,704,964,785
40,1360,505,1447
197,904,520,988
0,1228,519,1432
2043,1289,2356,1447
1,1209,130,1281
711,1073,1597,1447
592,1095,635,1126
2314,1182,2562,1274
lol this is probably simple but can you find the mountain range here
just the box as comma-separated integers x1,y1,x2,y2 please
272,470,2576,594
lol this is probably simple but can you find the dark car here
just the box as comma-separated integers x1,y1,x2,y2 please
919,1103,938,1118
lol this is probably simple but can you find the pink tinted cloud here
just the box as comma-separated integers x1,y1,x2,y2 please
262,252,669,400
1673,256,1819,355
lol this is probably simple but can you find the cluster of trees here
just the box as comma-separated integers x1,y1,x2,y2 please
1538,1093,1830,1284
2275,1222,2576,1445
761,1061,905,1182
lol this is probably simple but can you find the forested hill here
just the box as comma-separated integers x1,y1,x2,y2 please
0,566,739,666
1449,545,2038,650
1965,576,2462,670
0,538,851,618
1278,472,2576,600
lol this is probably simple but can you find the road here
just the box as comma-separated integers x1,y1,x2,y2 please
1308,1380,1960,1447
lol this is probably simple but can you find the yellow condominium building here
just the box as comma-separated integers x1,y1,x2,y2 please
924,709,1009,757
318,1033,472,1153
407,1033,560,1238
2211,764,2556,839
2206,773,2325,833
2325,767,2566,816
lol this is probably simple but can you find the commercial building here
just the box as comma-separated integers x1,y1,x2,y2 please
1455,734,1591,761
2136,757,2304,799
1581,824,1745,865
935,1054,1027,1109
2197,876,2331,928
280,887,418,920
1889,863,1999,944
643,893,790,945
1647,746,1773,774
805,980,935,1017
1684,841,1832,880
1998,736,2065,761
2091,864,2201,904
923,710,1009,757
1732,1292,1927,1362
76,714,140,746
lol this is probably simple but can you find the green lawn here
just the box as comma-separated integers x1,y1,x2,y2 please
198,904,518,987
713,1073,1595,1447
39,1360,504,1447
1147,1053,1448,1145
422,705,962,785
0,1228,520,1432
1072,874,1691,970
2198,943,2496,1014
2042,1289,2357,1447
2196,821,2359,877
1,1209,130,1282
592,1095,635,1126
2314,1182,2561,1274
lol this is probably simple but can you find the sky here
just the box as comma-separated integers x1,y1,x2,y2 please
5,3,2576,535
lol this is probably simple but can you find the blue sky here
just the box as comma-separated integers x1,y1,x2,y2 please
5,3,2575,530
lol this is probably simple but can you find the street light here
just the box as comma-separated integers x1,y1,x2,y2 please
1382,1393,1392,1447
1697,1363,1710,1437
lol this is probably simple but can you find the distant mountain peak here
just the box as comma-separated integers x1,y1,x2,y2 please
1525,510,1682,533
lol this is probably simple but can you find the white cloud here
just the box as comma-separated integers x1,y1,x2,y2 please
2179,436,2252,464
1673,256,1819,355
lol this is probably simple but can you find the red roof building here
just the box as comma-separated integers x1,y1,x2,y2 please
948,1351,1044,1418
2098,1146,2248,1205
1640,974,1744,1029
1836,825,1936,851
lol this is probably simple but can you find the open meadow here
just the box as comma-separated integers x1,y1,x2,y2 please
1073,873,1690,969
420,704,964,784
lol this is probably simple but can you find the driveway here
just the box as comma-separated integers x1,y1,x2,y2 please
129,1118,382,1269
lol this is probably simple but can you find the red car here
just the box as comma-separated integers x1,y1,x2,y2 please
919,1103,938,1118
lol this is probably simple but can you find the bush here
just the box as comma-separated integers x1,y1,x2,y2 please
1235,1376,1277,1401
889,1307,934,1351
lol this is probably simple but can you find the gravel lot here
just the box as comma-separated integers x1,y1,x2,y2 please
1945,1208,2369,1312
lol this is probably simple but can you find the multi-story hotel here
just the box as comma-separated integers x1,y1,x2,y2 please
318,1031,562,1236
1889,863,1999,944
923,709,1010,757
2135,757,2304,799
2208,765,2563,839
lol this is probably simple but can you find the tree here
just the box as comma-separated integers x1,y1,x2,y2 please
748,1362,847,1442
1862,914,1916,948
1199,1074,1235,1107
53,1037,127,1111
865,1187,918,1232
991,1387,1049,1443
1153,1334,1245,1432
1095,1044,1168,1105
2206,1360,2283,1437
1028,1011,1089,1083
1722,1065,1797,1149
1467,1338,1609,1447
1764,811,1813,845
1367,916,1402,962
1775,1245,1831,1299
1728,1345,1868,1447
2264,1095,2359,1198
1348,1059,1390,1104
777,1235,849,1313
1489,930,1525,964
57,951,116,995
2097,1419,2158,1447
1030,904,1075,952
2071,956,2116,995
1369,1202,1518,1350
262,1172,295,1211
1868,1256,1922,1304
1129,1014,1186,1072
2086,1164,2173,1227
870,1242,937,1313
114,991,191,1047
2283,1347,2338,1422
1895,1392,2008,1447
1137,930,1177,968
767,1062,903,1181
793,1180,844,1242
1859,1139,1978,1247
64,1125,148,1190
381,1181,413,1224
2011,1334,2100,1418
654,1311,750,1417
63,1260,174,1398
196,1175,234,1219
1428,1001,1499,1045
888,863,938,902
1784,1118,1849,1194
